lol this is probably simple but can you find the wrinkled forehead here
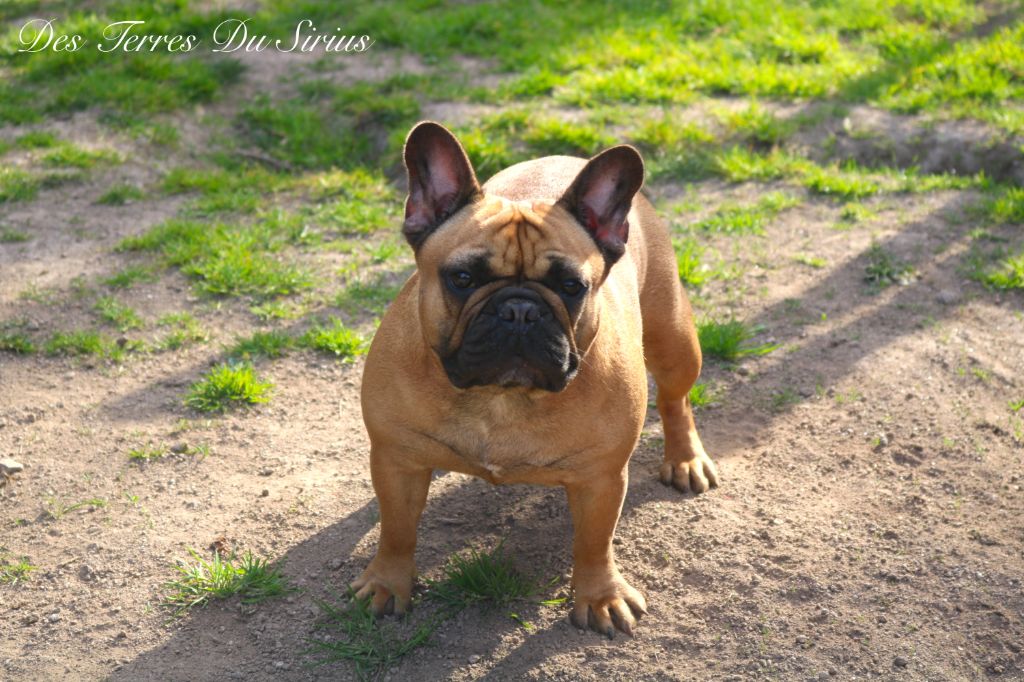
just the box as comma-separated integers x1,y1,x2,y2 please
432,197,601,280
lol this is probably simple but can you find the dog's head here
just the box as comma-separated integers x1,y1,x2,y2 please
401,121,644,393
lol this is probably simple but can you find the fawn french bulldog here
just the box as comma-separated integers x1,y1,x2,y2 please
354,122,718,637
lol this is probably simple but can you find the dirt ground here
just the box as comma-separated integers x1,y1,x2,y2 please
2,45,1024,682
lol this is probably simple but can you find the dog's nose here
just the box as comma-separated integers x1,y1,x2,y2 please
497,297,540,330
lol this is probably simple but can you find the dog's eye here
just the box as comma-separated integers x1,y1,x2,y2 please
449,271,474,290
561,279,585,296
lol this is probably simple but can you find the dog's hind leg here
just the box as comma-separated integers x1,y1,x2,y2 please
639,227,719,494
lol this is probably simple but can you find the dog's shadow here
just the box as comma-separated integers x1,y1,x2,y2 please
109,437,702,681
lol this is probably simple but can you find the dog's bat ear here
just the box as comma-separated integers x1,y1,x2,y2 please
559,145,644,264
402,121,480,250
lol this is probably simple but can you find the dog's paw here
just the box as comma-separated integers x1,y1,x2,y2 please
570,572,647,638
659,452,719,494
350,557,415,616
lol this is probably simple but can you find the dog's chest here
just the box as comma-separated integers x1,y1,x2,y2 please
437,393,561,479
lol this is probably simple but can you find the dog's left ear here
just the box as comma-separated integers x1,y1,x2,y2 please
559,146,644,264
403,121,481,250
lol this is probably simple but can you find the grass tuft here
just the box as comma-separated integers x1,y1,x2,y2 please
43,330,140,360
97,183,145,205
698,319,779,361
163,549,292,617
309,542,557,678
424,544,540,611
301,318,367,360
0,556,36,585
185,363,273,412
157,312,208,351
228,331,293,360
976,250,1024,291
0,332,35,354
0,167,39,203
44,496,107,520
102,265,157,289
0,226,30,243
692,192,799,235
688,381,717,408
308,595,441,679
864,243,915,287
128,444,169,462
94,296,143,331
674,237,707,287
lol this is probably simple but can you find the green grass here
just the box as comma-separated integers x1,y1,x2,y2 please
674,237,707,287
308,594,442,679
0,556,36,585
839,202,877,224
802,165,879,200
1010,399,1024,413
128,444,169,462
44,330,137,360
0,333,35,354
16,131,57,149
692,192,799,235
309,543,556,678
977,250,1024,290
336,276,403,315
769,387,801,412
0,226,29,243
228,331,293,360
688,381,717,408
718,101,792,147
239,99,370,170
41,144,122,169
163,549,292,617
43,497,107,521
157,312,209,351
103,265,158,289
185,363,273,412
0,167,39,203
300,318,367,359
97,183,145,205
94,296,143,331
424,544,541,611
698,319,779,361
976,187,1024,225
864,243,915,287
117,218,314,299
793,253,827,268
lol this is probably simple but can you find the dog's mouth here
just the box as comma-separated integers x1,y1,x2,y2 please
440,286,580,393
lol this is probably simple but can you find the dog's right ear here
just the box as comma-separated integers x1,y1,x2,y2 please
402,121,480,250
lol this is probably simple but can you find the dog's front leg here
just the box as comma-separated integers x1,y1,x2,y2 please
566,467,647,638
351,447,432,616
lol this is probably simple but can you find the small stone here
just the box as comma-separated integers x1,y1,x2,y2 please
0,458,24,475
169,443,188,454
936,289,960,305
736,366,751,376
468,655,481,664
260,489,269,498
258,468,274,477
329,558,343,571
894,656,908,668
47,613,62,623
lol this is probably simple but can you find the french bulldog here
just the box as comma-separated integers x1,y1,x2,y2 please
354,121,718,637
